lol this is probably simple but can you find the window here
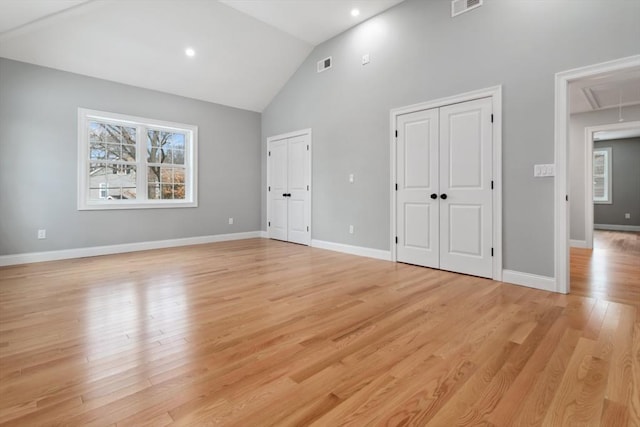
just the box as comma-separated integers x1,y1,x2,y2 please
593,147,612,204
78,108,197,210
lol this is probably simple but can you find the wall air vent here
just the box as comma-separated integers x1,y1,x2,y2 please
317,56,332,73
451,0,483,17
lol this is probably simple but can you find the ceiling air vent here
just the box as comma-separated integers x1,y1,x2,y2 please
451,0,483,17
317,56,332,73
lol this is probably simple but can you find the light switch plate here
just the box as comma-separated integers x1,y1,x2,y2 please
534,164,555,177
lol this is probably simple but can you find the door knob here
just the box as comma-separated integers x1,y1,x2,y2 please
440,194,447,200
430,193,438,199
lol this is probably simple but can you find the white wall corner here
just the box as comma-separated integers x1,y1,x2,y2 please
311,239,391,261
0,231,264,267
502,270,558,293
259,230,268,238
569,239,588,248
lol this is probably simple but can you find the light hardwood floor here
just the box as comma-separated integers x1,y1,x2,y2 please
571,230,640,321
1,238,638,426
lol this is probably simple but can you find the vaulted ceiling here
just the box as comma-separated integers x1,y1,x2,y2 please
0,0,405,112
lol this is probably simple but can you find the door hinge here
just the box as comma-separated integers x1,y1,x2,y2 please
491,180,494,190
491,247,494,257
268,186,271,191
395,236,398,244
307,226,309,232
307,145,309,151
566,195,569,201
491,114,494,123
268,151,271,156
395,183,398,191
307,185,309,191
395,130,398,138
268,221,271,227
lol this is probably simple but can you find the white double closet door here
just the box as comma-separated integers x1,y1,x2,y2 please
268,133,311,245
396,97,493,278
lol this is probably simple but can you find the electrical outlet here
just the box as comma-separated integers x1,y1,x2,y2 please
37,229,46,239
625,213,631,219
228,218,234,225
349,225,354,234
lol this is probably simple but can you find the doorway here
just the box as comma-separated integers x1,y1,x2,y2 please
555,54,640,294
390,86,502,280
582,122,640,248
267,129,312,245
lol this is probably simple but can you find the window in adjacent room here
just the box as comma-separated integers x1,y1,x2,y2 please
78,108,198,210
593,147,612,204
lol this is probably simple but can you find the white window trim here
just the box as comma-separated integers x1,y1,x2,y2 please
593,147,612,204
78,108,198,210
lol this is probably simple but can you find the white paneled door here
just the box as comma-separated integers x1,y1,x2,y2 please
268,132,311,245
396,108,440,268
396,97,493,278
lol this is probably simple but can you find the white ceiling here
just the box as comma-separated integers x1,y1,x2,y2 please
0,0,88,34
220,0,405,46
570,67,640,114
0,0,405,112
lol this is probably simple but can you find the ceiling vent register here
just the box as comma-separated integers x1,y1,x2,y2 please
451,0,483,17
317,56,332,73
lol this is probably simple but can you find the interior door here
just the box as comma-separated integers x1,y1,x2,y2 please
439,97,493,278
268,139,288,241
396,108,440,268
287,135,310,245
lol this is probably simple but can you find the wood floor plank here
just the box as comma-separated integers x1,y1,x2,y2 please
0,236,637,426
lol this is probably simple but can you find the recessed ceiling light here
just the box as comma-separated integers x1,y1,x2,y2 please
185,47,195,57
351,9,360,17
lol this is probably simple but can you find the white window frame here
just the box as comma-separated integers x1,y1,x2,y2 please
592,147,612,204
78,108,198,210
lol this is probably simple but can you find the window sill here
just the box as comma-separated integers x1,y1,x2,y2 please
78,200,198,210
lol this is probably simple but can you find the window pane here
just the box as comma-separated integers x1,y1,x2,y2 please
174,168,185,184
147,130,186,164
89,163,137,200
90,144,106,160
593,177,605,199
89,121,136,161
147,167,185,200
173,149,185,165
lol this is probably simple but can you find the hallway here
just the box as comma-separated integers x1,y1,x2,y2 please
571,230,640,320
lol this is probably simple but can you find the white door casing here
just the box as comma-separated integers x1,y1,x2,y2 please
396,108,440,268
439,98,493,278
267,129,311,245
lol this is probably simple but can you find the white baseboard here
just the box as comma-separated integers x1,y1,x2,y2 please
502,270,557,293
311,239,391,261
594,224,640,232
259,230,268,238
570,239,588,248
0,231,264,267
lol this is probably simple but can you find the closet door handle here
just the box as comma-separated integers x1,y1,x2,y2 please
440,194,447,200
430,193,438,199
283,193,291,197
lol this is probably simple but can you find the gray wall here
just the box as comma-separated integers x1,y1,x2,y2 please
0,58,262,255
262,0,640,278
569,105,640,241
593,138,640,227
